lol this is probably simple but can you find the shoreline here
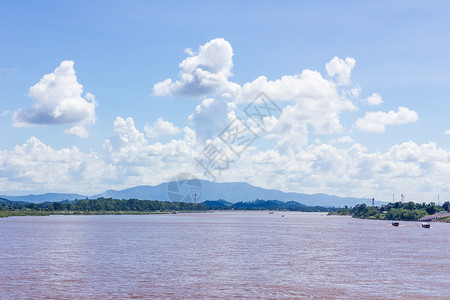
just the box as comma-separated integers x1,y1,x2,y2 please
3,210,449,222
327,211,450,223
0,210,173,218
1,210,324,218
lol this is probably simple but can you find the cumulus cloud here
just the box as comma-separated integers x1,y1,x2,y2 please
2,117,450,202
13,60,97,137
185,137,450,202
237,66,357,154
153,38,360,148
188,95,237,141
103,117,198,178
363,93,383,106
144,117,181,139
329,136,355,144
0,126,194,194
349,86,361,99
64,124,89,138
0,116,201,193
355,106,418,133
325,56,356,85
152,38,239,97
103,117,148,164
444,129,450,135
6,38,444,202
240,69,356,135
0,137,115,194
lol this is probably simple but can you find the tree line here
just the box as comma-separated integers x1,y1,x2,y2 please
204,199,331,212
0,198,206,212
333,201,450,221
0,198,332,213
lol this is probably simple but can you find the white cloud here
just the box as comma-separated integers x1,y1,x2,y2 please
153,39,358,148
184,48,195,56
2,118,450,202
64,124,89,138
239,67,357,153
0,117,199,194
0,137,115,194
144,117,181,139
13,60,97,136
363,93,383,106
103,117,198,180
349,86,361,98
4,39,447,203
355,106,418,133
325,57,356,86
329,136,355,144
444,129,450,135
188,95,237,141
103,117,148,164
152,38,239,97
200,139,450,202
152,79,173,97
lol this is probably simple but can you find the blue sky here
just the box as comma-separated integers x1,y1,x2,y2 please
1,1,450,202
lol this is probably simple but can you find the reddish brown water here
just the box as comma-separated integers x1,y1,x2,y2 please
1,212,449,299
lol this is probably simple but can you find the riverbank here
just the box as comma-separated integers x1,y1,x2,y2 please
328,212,450,223
419,212,450,222
329,204,450,223
0,210,51,218
0,210,175,218
0,198,336,218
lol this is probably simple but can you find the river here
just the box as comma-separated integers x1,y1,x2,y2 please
1,212,449,299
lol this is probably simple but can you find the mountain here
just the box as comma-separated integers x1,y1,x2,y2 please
93,185,167,200
0,193,87,204
197,181,378,207
0,197,13,204
2,180,380,207
95,180,379,207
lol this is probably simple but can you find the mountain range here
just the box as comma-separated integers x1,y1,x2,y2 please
1,180,382,207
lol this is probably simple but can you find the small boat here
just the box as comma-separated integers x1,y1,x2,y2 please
269,211,274,214
392,222,399,226
422,222,431,228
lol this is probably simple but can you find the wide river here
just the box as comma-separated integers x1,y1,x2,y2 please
0,212,449,299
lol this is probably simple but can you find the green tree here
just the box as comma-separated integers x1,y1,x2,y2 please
426,202,436,215
443,201,450,212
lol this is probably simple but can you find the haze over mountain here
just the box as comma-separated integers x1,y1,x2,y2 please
1,180,381,207
1,193,87,204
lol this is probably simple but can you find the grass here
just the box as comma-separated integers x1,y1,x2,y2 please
0,210,51,218
0,210,178,218
436,216,450,223
50,210,171,215
367,214,387,220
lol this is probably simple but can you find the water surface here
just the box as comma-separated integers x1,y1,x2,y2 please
1,212,449,299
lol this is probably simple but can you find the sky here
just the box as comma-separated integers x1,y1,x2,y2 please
1,1,450,203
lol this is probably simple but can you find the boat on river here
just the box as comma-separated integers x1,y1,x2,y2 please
392,222,399,226
421,222,431,228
